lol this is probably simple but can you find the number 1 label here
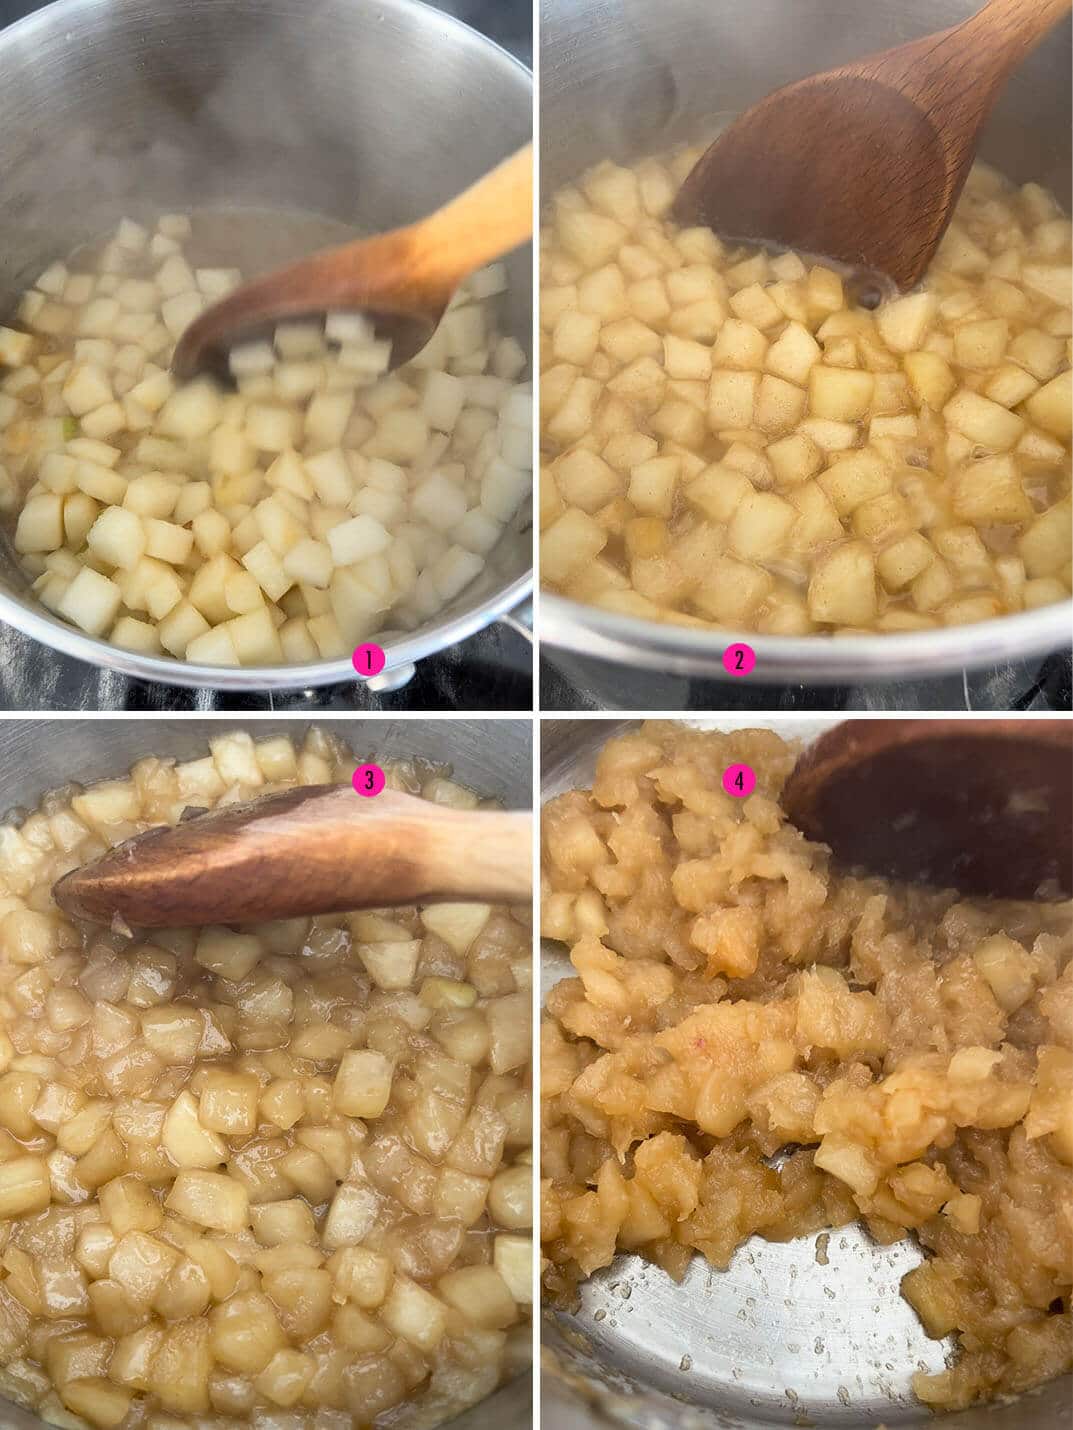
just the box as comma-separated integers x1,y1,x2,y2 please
352,643,386,678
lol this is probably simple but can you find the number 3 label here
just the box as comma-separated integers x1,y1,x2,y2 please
352,764,386,797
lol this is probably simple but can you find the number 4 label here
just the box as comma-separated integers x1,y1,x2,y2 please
723,764,756,798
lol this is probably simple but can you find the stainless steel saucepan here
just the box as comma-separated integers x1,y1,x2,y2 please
0,715,533,1430
539,0,1072,686
0,0,532,693
541,716,1070,1429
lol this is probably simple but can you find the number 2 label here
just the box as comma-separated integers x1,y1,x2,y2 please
722,642,756,677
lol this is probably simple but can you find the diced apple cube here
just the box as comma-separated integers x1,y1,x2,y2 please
1024,370,1071,440
807,541,877,624
693,555,773,624
165,1169,249,1233
767,433,822,487
817,450,891,515
943,389,1024,450
553,449,620,514
380,1276,447,1351
876,292,936,353
332,1049,393,1119
226,608,284,664
809,366,874,420
708,370,758,429
429,537,483,600
87,507,146,570
111,616,161,653
951,455,1034,524
242,541,294,602
765,322,821,385
327,514,392,566
493,1234,532,1305
754,374,807,434
158,600,211,658
281,537,333,589
14,493,64,553
627,456,679,517
157,379,222,439
412,470,468,531
160,291,205,339
56,567,122,636
62,363,112,417
0,1154,50,1217
185,625,240,666
877,533,935,590
728,490,797,560
0,326,34,365
1019,501,1072,577
144,518,193,565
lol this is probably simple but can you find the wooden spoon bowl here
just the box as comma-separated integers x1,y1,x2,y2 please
172,145,532,382
783,719,1072,901
54,784,532,929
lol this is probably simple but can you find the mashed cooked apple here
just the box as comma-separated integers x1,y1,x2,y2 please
540,150,1071,634
0,727,531,1428
540,722,1071,1411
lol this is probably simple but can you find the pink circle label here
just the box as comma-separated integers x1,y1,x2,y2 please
352,643,386,677
723,764,756,798
722,642,756,677
353,764,386,798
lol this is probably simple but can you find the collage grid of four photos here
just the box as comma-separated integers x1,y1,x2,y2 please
0,1,1066,1430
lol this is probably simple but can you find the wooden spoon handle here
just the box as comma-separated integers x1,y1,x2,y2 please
54,786,532,928
405,144,533,296
868,0,1072,96
958,0,1073,70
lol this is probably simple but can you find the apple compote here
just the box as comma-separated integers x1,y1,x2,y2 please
540,152,1071,634
540,722,1071,1410
0,727,531,1428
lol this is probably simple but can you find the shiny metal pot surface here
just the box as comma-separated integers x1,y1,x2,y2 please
539,0,1072,685
0,715,532,1430
541,715,1070,1428
0,0,532,692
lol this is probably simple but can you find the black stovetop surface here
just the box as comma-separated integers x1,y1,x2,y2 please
540,647,1073,713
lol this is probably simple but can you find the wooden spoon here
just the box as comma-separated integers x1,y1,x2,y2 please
672,0,1072,292
172,144,532,381
783,719,1072,901
53,784,532,929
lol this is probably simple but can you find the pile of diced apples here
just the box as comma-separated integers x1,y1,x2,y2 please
1,214,531,664
540,153,1071,634
0,728,532,1428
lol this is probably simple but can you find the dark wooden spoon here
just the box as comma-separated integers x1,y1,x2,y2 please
672,0,1072,291
171,145,532,382
783,719,1071,901
53,784,532,929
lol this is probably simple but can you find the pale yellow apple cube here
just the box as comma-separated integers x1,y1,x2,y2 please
727,490,797,561
708,370,758,430
809,366,874,420
807,541,877,624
